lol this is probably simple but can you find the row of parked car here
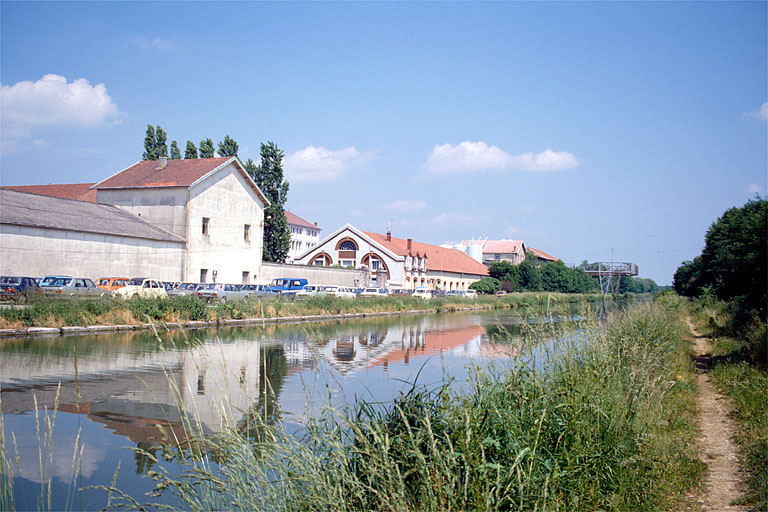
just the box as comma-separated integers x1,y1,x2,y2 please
0,274,477,303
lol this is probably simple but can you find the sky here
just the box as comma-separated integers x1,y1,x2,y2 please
1,1,766,285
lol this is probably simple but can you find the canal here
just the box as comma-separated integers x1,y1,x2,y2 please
1,309,565,510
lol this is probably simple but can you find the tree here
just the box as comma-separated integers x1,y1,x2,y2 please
249,142,291,262
218,135,239,157
142,125,157,160
155,126,168,158
185,140,198,159
469,277,501,294
199,138,215,158
169,140,181,160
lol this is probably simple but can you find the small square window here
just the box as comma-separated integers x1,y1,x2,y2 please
202,217,210,235
244,224,251,242
242,271,250,283
200,269,208,282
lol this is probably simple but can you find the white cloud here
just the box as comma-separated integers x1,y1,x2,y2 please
381,200,427,211
283,145,377,183
522,205,535,214
747,102,768,121
131,36,177,51
1,74,120,132
747,183,763,194
423,141,579,174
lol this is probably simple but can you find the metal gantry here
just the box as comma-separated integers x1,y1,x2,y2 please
583,262,639,296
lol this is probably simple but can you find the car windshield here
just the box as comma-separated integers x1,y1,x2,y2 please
40,277,65,286
129,278,144,286
180,283,196,290
49,278,72,286
0,277,20,285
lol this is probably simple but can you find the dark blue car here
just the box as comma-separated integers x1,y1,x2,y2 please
0,276,42,303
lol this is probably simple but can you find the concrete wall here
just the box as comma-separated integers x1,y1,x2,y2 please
98,187,189,239
0,224,185,280
261,262,369,287
187,166,265,284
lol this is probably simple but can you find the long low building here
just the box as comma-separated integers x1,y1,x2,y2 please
1,157,269,283
293,224,489,291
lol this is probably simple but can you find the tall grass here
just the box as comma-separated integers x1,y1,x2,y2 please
99,300,702,511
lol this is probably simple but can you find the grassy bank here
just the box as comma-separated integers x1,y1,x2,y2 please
690,298,768,511
100,299,703,511
0,292,606,329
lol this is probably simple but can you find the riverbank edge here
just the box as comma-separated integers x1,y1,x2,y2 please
0,304,496,338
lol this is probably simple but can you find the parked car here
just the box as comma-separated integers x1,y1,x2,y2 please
359,287,389,298
269,278,309,296
41,277,102,297
445,290,465,298
38,275,72,287
96,277,129,293
295,284,325,299
464,290,478,299
239,284,277,299
0,276,42,303
114,278,167,299
390,288,412,296
495,290,508,297
167,282,204,297
412,287,432,300
324,286,356,299
197,283,244,303
431,290,447,297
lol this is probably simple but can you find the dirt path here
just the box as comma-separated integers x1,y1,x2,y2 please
687,318,745,511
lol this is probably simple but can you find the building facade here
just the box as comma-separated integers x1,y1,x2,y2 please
285,210,321,262
294,224,488,290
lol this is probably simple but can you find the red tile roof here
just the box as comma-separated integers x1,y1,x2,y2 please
285,210,320,230
2,183,98,203
529,247,558,261
463,239,525,254
93,158,234,189
365,231,488,276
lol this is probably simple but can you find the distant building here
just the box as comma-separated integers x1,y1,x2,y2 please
294,224,488,290
1,157,269,283
285,210,321,262
459,239,558,266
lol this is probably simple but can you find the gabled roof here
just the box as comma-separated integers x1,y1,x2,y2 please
0,189,185,243
528,247,558,262
366,232,488,276
285,210,321,230
92,157,270,206
2,183,98,203
295,224,404,262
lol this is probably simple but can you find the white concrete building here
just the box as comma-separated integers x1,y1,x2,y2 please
294,224,489,291
1,157,269,283
284,210,321,263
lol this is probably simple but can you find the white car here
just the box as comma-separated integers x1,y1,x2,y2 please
412,287,432,300
295,284,326,299
359,287,389,297
114,278,168,299
464,289,477,299
324,286,355,299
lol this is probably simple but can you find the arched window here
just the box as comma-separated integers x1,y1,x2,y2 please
339,240,356,251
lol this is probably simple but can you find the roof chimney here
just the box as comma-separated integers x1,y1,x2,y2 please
387,231,392,242
407,238,412,251
157,156,168,169
314,221,318,226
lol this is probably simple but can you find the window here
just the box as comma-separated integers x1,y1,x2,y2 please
202,217,210,235
340,260,355,267
200,269,208,283
313,257,325,266
371,259,381,271
242,271,250,283
244,224,251,242
339,240,356,251
494,254,501,260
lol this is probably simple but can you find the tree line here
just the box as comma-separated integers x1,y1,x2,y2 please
141,125,290,263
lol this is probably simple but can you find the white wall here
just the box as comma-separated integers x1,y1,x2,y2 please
187,166,265,284
97,187,189,239
0,224,185,280
261,262,368,287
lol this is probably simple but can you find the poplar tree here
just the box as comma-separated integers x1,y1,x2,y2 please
142,125,157,160
155,126,168,157
218,135,239,157
248,142,291,262
169,141,181,160
199,138,215,158
185,140,198,159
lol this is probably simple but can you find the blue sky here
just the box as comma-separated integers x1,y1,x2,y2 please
1,1,766,285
